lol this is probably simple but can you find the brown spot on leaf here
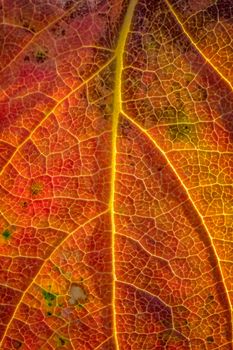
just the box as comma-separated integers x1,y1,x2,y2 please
119,119,132,138
192,84,208,101
58,337,66,346
64,0,74,10
24,55,30,62
12,340,22,349
50,23,66,38
68,283,87,305
35,50,48,63
206,336,214,343
206,294,214,303
20,201,28,208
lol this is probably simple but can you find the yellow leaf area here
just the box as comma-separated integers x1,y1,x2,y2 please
0,0,232,349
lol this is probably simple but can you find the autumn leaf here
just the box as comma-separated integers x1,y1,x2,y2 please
0,0,232,349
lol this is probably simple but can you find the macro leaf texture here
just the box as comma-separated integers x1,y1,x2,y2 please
0,0,233,349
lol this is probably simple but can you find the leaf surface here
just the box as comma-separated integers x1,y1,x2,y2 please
0,0,233,349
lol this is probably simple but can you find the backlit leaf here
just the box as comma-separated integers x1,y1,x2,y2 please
0,0,232,349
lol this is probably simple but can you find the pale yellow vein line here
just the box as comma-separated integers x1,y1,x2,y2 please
164,0,233,91
0,209,108,347
95,336,113,350
0,2,79,74
117,279,172,307
0,56,115,177
109,0,138,348
122,110,233,337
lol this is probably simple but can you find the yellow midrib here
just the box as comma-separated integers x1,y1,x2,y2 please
109,0,138,348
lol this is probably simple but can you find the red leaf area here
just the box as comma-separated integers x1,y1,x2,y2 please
0,0,232,349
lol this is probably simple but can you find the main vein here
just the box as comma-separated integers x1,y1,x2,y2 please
110,0,138,348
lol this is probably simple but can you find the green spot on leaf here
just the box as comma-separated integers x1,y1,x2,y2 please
2,229,11,240
42,289,56,306
177,110,187,121
162,106,176,121
169,123,192,141
31,182,43,195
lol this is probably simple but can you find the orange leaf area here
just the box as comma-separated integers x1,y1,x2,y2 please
0,0,232,349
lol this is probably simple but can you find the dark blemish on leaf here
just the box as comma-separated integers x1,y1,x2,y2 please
50,24,66,38
65,2,89,23
216,0,233,20
35,50,48,64
69,11,77,20
169,124,192,141
12,340,22,349
206,336,214,343
22,21,29,29
204,4,218,22
64,0,74,10
177,110,187,121
20,201,28,208
59,338,65,346
53,265,60,272
57,337,67,346
31,182,43,195
172,81,182,91
162,106,176,121
47,311,52,316
158,329,172,343
184,73,194,85
128,155,135,167
161,318,172,328
24,55,30,62
19,15,36,33
192,84,208,102
157,164,165,172
179,124,190,133
206,294,214,303
119,119,132,138
2,229,11,240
